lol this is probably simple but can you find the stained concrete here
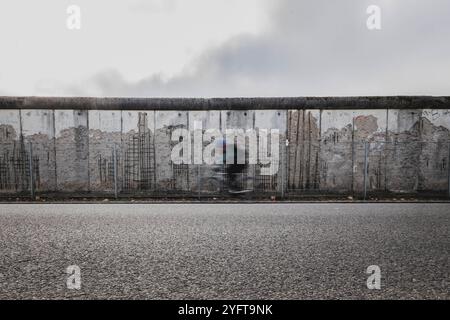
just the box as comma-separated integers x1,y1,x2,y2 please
0,97,449,196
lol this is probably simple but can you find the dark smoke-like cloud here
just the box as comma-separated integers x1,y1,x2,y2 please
59,0,450,97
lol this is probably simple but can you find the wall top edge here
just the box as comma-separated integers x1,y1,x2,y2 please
1,96,450,110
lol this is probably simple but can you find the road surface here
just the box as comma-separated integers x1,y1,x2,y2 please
0,203,448,299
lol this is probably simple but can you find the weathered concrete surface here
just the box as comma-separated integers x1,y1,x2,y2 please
88,110,122,192
21,110,56,191
0,97,449,196
54,110,89,191
288,110,321,190
188,111,221,193
155,111,189,191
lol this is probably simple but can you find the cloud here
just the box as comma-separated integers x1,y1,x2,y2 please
128,0,178,13
59,0,450,97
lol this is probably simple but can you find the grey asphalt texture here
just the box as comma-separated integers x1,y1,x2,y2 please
0,203,448,300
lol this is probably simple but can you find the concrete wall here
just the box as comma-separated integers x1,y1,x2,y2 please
1,97,449,197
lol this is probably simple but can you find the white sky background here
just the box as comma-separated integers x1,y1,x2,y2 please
0,0,449,97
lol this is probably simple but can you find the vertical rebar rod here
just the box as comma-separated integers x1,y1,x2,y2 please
448,142,450,199
28,142,34,199
197,165,201,200
113,144,118,199
363,141,369,201
351,128,355,194
281,139,285,199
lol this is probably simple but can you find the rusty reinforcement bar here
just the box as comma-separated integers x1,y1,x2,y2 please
1,96,450,111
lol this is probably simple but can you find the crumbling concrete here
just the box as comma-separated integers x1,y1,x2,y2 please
0,97,449,197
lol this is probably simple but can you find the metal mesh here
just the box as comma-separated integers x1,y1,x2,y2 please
0,140,449,198
0,141,37,193
122,132,156,192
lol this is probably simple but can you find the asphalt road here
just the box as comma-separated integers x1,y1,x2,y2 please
0,203,448,299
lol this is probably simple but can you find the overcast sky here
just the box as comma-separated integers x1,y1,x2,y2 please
0,0,449,97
